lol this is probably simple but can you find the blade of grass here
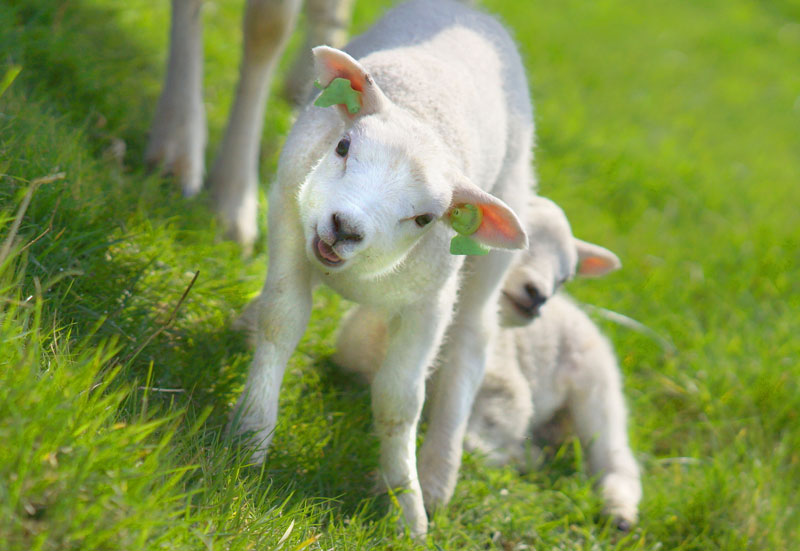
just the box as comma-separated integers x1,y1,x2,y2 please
0,64,21,98
123,269,200,365
0,172,65,265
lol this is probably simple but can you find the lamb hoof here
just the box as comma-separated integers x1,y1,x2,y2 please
211,191,259,252
145,130,205,197
208,167,259,251
615,518,632,533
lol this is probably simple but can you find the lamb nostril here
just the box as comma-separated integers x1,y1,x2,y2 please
524,283,547,308
331,213,364,243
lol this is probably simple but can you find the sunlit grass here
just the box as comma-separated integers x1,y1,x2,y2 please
1,0,798,548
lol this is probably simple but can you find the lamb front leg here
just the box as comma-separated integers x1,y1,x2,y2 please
464,339,535,469
231,187,312,461
569,366,641,530
371,289,455,537
418,251,514,511
146,0,206,197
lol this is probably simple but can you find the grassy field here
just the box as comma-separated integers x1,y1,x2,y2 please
1,0,799,549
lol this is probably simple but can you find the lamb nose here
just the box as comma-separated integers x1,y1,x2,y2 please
524,283,547,309
331,213,364,243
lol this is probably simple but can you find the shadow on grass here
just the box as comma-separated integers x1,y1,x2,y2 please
257,357,384,517
3,0,164,158
93,266,385,521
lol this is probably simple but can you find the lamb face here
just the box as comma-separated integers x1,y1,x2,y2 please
500,197,621,327
500,197,577,326
297,45,526,286
298,110,452,278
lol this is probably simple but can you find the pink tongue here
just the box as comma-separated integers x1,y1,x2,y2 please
317,239,341,262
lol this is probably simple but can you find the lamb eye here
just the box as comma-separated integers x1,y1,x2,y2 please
335,137,350,157
414,214,434,227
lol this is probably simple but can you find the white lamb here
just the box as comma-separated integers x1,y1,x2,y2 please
233,0,535,536
336,196,642,530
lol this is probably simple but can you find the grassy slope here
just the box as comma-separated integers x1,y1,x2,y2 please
1,0,798,549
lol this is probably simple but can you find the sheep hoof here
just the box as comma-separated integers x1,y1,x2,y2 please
615,518,632,533
145,119,206,198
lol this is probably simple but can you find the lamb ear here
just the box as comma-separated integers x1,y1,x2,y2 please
449,178,528,250
312,46,388,119
575,238,621,277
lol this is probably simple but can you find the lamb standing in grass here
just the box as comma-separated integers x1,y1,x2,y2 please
233,0,535,536
337,196,642,529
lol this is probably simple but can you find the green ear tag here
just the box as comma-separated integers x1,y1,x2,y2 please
450,204,482,235
314,78,362,114
450,234,488,255
449,204,488,255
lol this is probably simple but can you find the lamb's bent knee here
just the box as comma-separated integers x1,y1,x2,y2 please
371,377,424,435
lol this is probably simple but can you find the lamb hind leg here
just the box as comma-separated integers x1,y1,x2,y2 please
208,0,302,249
146,0,206,197
464,349,534,468
333,305,387,383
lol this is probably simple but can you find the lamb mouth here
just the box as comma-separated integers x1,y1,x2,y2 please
314,236,345,267
502,291,541,319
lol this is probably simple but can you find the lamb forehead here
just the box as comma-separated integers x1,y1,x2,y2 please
355,108,445,159
345,118,451,203
506,197,578,291
526,200,576,260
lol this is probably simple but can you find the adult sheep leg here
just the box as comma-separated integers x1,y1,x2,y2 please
371,285,457,537
146,0,206,197
208,0,301,249
231,184,312,460
418,249,517,510
283,0,356,103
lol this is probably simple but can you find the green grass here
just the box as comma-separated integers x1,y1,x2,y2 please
1,0,798,549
